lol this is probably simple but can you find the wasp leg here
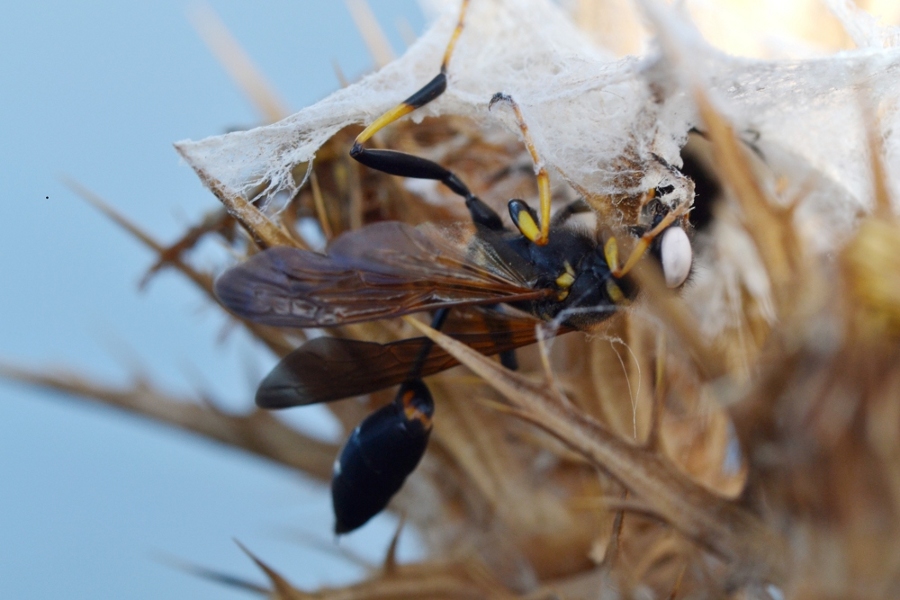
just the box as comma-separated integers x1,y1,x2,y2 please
408,308,451,379
350,0,503,230
351,147,503,230
474,303,518,371
354,0,469,148
488,93,552,246
351,72,448,149
499,349,518,370
348,1,501,230
352,0,469,146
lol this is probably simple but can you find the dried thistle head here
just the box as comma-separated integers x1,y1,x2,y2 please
184,1,900,596
9,1,900,598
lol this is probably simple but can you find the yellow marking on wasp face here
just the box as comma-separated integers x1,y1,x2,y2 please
556,290,569,301
356,103,416,144
606,280,628,305
604,237,620,273
555,271,575,290
514,208,541,243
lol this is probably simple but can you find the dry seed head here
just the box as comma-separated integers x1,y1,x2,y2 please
7,0,900,598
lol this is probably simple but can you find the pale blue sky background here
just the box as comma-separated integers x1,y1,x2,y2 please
0,1,426,598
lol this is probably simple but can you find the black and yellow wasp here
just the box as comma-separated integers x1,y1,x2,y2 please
215,0,692,533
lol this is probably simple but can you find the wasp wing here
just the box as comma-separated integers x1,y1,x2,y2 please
256,311,572,407
215,222,550,328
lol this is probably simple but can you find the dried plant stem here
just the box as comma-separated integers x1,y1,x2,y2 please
0,363,336,480
345,0,396,69
63,178,296,358
405,317,787,586
190,3,289,124
176,160,296,250
241,538,524,600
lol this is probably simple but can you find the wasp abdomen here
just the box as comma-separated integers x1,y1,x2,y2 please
332,380,434,534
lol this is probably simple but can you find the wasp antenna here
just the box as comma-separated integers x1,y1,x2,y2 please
612,197,691,279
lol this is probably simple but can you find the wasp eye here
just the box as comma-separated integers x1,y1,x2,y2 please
660,226,692,288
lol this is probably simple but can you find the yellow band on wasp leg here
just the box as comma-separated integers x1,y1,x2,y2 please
516,208,541,243
355,103,416,144
441,0,470,72
536,170,551,245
